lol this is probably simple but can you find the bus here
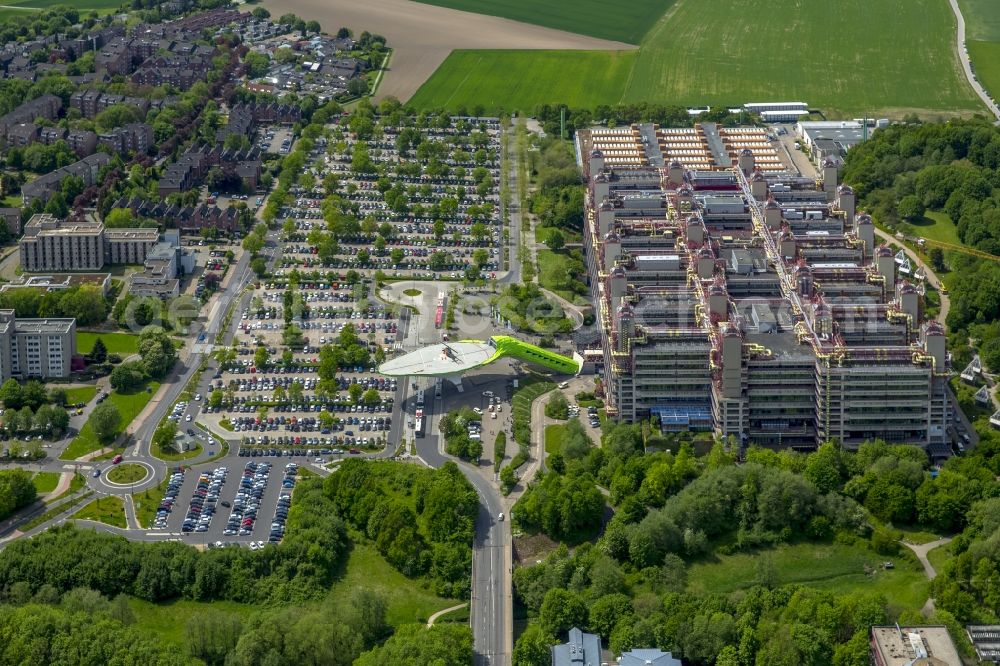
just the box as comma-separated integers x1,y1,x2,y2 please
414,408,425,438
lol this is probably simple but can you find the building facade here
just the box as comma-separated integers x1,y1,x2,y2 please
20,214,160,272
580,127,950,455
0,310,76,380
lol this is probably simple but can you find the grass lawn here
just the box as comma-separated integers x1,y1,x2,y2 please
332,541,460,626
45,473,86,505
411,0,671,43
6,0,124,11
544,423,564,456
403,288,422,297
106,463,147,484
76,331,139,355
967,40,1000,102
927,543,954,576
535,226,581,246
153,439,202,462
688,540,930,613
31,471,59,494
959,0,1000,41
536,249,586,303
902,211,964,246
408,50,636,112
132,477,168,529
414,0,983,118
130,597,255,651
60,381,160,460
63,386,98,405
72,495,126,528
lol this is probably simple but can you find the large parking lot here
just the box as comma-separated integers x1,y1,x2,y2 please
152,460,297,546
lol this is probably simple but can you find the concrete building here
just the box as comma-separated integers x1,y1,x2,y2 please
0,273,111,295
966,625,1000,663
551,628,601,666
127,238,192,300
20,215,105,272
579,129,951,455
870,625,961,666
21,153,110,204
0,310,76,380
20,214,159,272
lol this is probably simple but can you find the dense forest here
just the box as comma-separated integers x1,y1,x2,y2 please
841,117,1000,370
511,417,1000,665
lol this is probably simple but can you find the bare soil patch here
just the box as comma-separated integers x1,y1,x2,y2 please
262,0,635,101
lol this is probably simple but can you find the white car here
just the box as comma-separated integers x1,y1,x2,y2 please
497,513,504,522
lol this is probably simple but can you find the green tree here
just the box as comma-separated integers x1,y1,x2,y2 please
0,379,23,409
539,588,588,638
545,229,565,251
90,401,121,443
153,420,178,454
89,337,108,363
110,361,146,392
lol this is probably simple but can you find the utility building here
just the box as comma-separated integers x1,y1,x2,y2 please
580,128,950,455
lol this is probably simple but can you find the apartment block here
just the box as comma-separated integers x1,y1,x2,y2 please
0,310,76,380
20,214,159,272
580,126,950,455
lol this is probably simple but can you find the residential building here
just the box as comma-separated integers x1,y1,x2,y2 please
619,648,683,666
66,129,98,156
0,94,61,136
0,208,21,237
551,628,601,666
20,215,104,272
20,214,159,271
7,123,39,148
128,241,184,299
0,310,76,380
870,625,961,666
579,128,950,455
21,153,110,204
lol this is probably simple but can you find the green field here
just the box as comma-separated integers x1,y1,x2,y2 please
544,423,564,456
968,40,1000,101
132,478,166,529
687,541,930,613
31,471,59,494
411,0,982,118
536,249,586,304
72,495,126,528
76,331,139,355
408,50,634,111
60,381,160,460
903,211,964,246
63,386,98,406
127,541,458,654
107,463,147,484
3,0,124,13
412,0,671,44
960,0,1000,41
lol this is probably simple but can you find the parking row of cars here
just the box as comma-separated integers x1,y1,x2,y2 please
153,469,185,529
182,467,228,533
223,462,270,537
268,465,297,543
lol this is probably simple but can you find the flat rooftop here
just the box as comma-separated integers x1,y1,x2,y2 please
13,318,75,334
871,626,962,666
379,341,495,376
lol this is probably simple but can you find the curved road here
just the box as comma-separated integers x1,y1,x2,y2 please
947,0,1000,120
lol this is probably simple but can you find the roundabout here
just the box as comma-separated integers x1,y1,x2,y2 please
97,459,160,493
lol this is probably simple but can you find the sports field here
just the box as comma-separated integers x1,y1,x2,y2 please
410,0,982,118
411,0,672,44
408,50,634,111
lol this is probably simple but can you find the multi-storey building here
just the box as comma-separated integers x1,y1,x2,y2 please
0,310,76,380
20,214,160,272
581,125,950,455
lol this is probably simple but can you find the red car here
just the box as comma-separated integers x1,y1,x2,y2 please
112,454,123,465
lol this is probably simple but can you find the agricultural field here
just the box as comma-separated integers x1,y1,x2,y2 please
411,0,983,118
7,0,124,12
411,0,672,44
408,50,634,111
960,0,1000,41
968,41,1000,104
